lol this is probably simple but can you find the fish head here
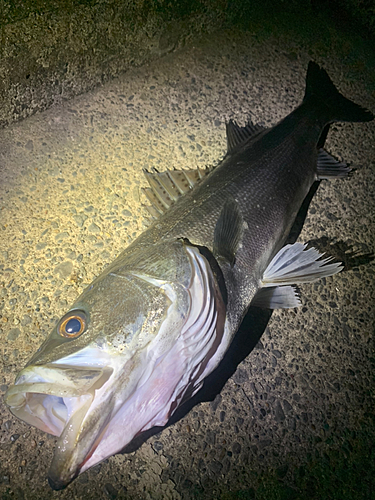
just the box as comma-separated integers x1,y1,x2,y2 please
4,240,226,489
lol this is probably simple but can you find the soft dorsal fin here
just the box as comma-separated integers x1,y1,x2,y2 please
226,120,265,153
142,167,211,218
213,198,243,266
316,148,351,179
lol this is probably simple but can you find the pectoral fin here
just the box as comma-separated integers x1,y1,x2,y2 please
213,198,243,266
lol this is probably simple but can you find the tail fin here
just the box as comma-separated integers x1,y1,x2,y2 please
304,61,373,123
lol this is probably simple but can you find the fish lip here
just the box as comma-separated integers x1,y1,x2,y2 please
5,363,109,405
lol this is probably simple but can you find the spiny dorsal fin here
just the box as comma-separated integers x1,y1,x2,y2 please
142,167,211,219
317,148,351,179
142,186,167,216
226,119,265,153
213,198,243,266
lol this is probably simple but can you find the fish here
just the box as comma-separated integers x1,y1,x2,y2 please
4,62,373,490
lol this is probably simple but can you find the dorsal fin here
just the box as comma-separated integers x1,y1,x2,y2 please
142,167,211,219
142,186,168,215
226,119,265,153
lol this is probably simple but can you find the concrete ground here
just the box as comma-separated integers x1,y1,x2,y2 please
0,12,374,500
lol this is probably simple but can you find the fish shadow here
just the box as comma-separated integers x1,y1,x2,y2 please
306,236,374,270
120,180,373,454
289,181,374,268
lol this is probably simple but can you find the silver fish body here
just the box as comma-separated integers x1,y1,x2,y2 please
4,62,373,489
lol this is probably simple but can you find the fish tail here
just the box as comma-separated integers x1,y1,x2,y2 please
304,61,374,123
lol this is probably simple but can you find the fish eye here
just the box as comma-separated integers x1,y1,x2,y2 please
58,310,87,338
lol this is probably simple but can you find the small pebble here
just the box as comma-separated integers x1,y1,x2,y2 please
104,483,118,499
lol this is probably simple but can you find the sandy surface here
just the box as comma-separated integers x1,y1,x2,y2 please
0,19,374,500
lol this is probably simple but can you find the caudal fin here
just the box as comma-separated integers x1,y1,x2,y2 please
304,61,374,123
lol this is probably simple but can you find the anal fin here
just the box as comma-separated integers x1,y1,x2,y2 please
317,148,351,179
251,285,301,309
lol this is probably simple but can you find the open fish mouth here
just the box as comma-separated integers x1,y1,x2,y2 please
5,364,112,437
5,364,114,489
